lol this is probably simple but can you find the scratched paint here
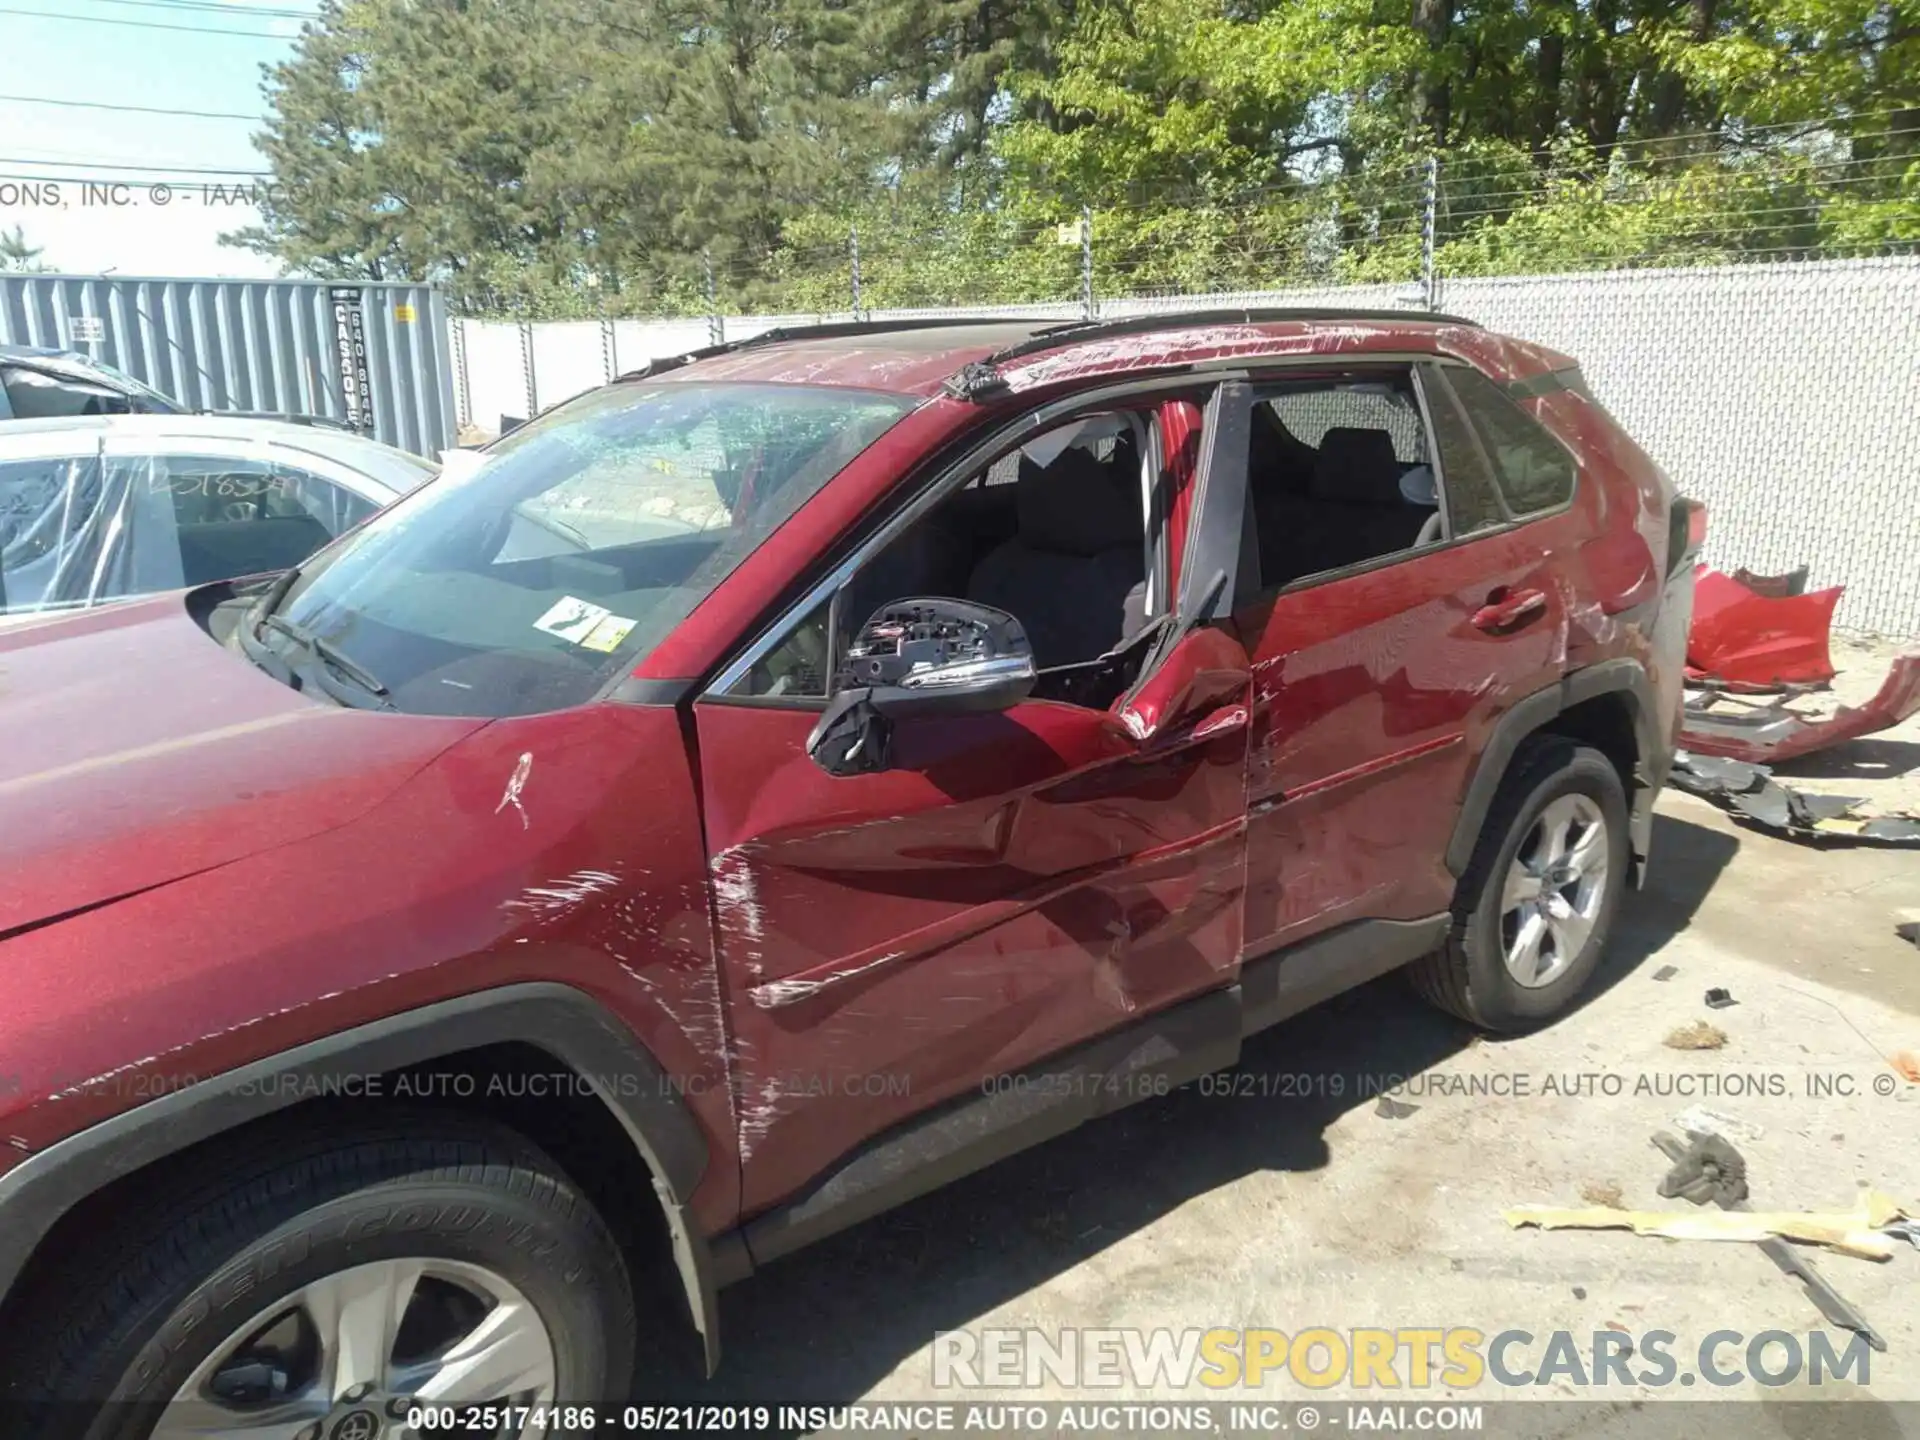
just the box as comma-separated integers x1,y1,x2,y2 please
709,848,767,974
494,752,534,829
503,868,621,919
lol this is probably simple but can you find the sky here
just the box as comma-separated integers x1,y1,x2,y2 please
0,0,313,278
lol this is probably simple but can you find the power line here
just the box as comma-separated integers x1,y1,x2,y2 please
0,154,274,176
0,92,263,122
0,5,296,37
71,0,317,15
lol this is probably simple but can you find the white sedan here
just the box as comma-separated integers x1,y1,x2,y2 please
0,413,436,619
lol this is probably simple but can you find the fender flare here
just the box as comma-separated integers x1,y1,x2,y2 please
0,982,725,1372
1445,659,1665,879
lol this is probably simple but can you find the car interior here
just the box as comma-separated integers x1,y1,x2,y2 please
167,463,373,587
732,410,1163,709
1245,376,1445,591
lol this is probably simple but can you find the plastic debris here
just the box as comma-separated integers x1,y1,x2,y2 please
1704,987,1737,1009
1375,1095,1419,1120
1687,566,1840,688
1671,751,1920,846
1680,651,1920,764
1653,1130,1749,1207
1503,1189,1913,1261
1651,965,1678,982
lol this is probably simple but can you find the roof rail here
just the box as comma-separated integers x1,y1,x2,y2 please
613,314,1063,383
609,305,1481,389
978,305,1480,368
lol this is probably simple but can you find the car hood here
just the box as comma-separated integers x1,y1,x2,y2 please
0,596,485,935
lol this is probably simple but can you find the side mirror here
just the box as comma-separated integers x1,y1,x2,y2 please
805,597,1037,776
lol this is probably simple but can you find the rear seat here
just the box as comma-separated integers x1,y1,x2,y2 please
1255,426,1432,586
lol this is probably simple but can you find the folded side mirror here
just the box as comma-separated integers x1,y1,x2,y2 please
805,597,1037,776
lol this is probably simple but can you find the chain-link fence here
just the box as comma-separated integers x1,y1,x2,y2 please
447,111,1920,637
451,253,1920,637
448,111,1919,322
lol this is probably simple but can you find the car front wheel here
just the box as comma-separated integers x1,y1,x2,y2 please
9,1111,637,1440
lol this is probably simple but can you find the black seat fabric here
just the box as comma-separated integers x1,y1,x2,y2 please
1256,426,1433,584
966,448,1145,669
175,516,332,586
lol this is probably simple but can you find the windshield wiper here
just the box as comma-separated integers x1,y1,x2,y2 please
256,563,301,622
259,613,395,709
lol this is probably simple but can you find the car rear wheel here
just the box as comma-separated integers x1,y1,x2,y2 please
1412,737,1629,1031
8,1111,636,1440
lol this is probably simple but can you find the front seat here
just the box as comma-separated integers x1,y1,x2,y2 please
966,447,1145,669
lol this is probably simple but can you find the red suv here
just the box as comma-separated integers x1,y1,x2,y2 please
0,311,1697,1434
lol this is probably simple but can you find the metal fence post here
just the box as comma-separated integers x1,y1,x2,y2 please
1080,205,1095,320
600,317,617,383
1421,154,1440,311
850,226,863,320
703,249,724,347
450,314,471,431
518,318,538,420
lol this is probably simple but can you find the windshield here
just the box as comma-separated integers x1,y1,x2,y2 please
79,356,184,412
257,381,915,716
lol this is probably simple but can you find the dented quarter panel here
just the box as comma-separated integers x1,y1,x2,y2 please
691,693,1247,1216
0,701,739,1228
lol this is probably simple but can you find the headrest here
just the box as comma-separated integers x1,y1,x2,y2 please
1311,427,1405,504
1398,463,1438,506
1016,447,1143,557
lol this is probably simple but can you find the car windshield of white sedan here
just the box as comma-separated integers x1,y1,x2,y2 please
266,381,915,716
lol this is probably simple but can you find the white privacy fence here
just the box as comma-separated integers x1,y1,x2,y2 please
452,256,1920,636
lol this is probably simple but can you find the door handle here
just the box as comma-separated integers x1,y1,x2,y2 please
1473,588,1548,633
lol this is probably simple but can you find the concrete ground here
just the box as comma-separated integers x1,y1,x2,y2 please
691,728,1920,1434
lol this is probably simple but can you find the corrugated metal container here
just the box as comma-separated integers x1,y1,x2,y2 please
0,274,458,456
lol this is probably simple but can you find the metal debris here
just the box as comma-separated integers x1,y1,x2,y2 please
1375,1095,1419,1120
1671,751,1920,845
1653,1130,1749,1208
1651,965,1679,982
1704,987,1737,1009
1759,1237,1889,1353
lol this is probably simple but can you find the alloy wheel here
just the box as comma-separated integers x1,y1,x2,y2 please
156,1258,556,1439
1499,792,1610,989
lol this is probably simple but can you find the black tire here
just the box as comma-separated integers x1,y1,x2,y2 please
6,1109,637,1440
1412,737,1629,1031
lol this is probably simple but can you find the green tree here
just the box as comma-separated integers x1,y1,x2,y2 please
0,225,47,273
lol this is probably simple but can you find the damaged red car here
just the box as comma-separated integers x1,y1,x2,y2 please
0,311,1699,1432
